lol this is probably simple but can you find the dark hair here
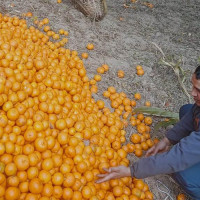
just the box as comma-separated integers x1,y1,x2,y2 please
194,66,200,80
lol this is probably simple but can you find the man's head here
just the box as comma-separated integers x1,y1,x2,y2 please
192,66,200,106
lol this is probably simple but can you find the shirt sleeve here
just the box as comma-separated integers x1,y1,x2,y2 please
165,107,194,145
130,130,200,179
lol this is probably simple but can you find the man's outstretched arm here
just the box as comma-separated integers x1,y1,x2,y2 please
96,130,200,182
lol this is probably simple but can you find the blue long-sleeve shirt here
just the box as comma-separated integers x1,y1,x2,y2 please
130,104,200,179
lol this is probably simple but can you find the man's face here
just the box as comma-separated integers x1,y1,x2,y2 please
191,73,200,106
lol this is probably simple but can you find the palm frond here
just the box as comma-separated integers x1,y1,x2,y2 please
133,107,179,119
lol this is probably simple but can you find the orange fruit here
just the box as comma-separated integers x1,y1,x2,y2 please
63,188,73,199
42,158,54,170
29,178,43,194
141,142,149,151
112,141,121,150
59,29,64,34
43,18,49,24
137,124,146,134
110,179,119,187
105,192,115,199
35,138,47,152
7,108,19,121
5,162,17,176
113,185,123,197
144,117,152,125
42,183,53,197
117,149,127,159
134,179,144,190
52,172,64,186
123,186,131,196
135,144,142,150
77,161,87,173
131,100,137,107
117,70,125,78
97,100,105,109
94,74,101,82
84,171,94,182
27,167,39,180
130,134,141,144
146,139,154,148
33,121,44,132
176,193,186,200
127,143,135,153
57,132,68,145
0,114,8,128
134,93,141,100
55,119,66,130
136,65,142,70
82,53,88,59
7,176,19,187
5,187,20,200
44,26,50,32
102,64,109,72
72,179,82,191
63,173,75,187
26,12,33,17
108,86,116,94
99,162,109,173
53,186,63,199
144,101,151,107
132,188,142,198
137,69,144,76
97,67,105,74
87,43,94,50
14,155,29,171
135,149,143,157
82,186,92,199
137,113,144,121
72,191,82,200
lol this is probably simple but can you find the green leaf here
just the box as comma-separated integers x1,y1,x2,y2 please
133,107,179,119
154,119,179,133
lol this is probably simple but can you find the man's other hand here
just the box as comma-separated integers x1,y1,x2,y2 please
145,137,171,157
95,166,131,183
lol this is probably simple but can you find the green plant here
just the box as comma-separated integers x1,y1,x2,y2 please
133,106,179,132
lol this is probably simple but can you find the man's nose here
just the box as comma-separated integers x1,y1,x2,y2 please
192,88,197,97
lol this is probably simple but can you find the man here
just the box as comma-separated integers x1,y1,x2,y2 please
96,66,200,199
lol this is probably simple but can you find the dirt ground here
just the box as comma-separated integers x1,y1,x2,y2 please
1,0,200,199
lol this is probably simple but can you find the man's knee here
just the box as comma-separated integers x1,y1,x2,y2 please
173,163,200,199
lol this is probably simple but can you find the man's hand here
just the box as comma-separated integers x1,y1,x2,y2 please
145,137,171,157
95,166,131,184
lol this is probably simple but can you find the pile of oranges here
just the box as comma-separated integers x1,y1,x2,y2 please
0,13,154,200
102,86,157,158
